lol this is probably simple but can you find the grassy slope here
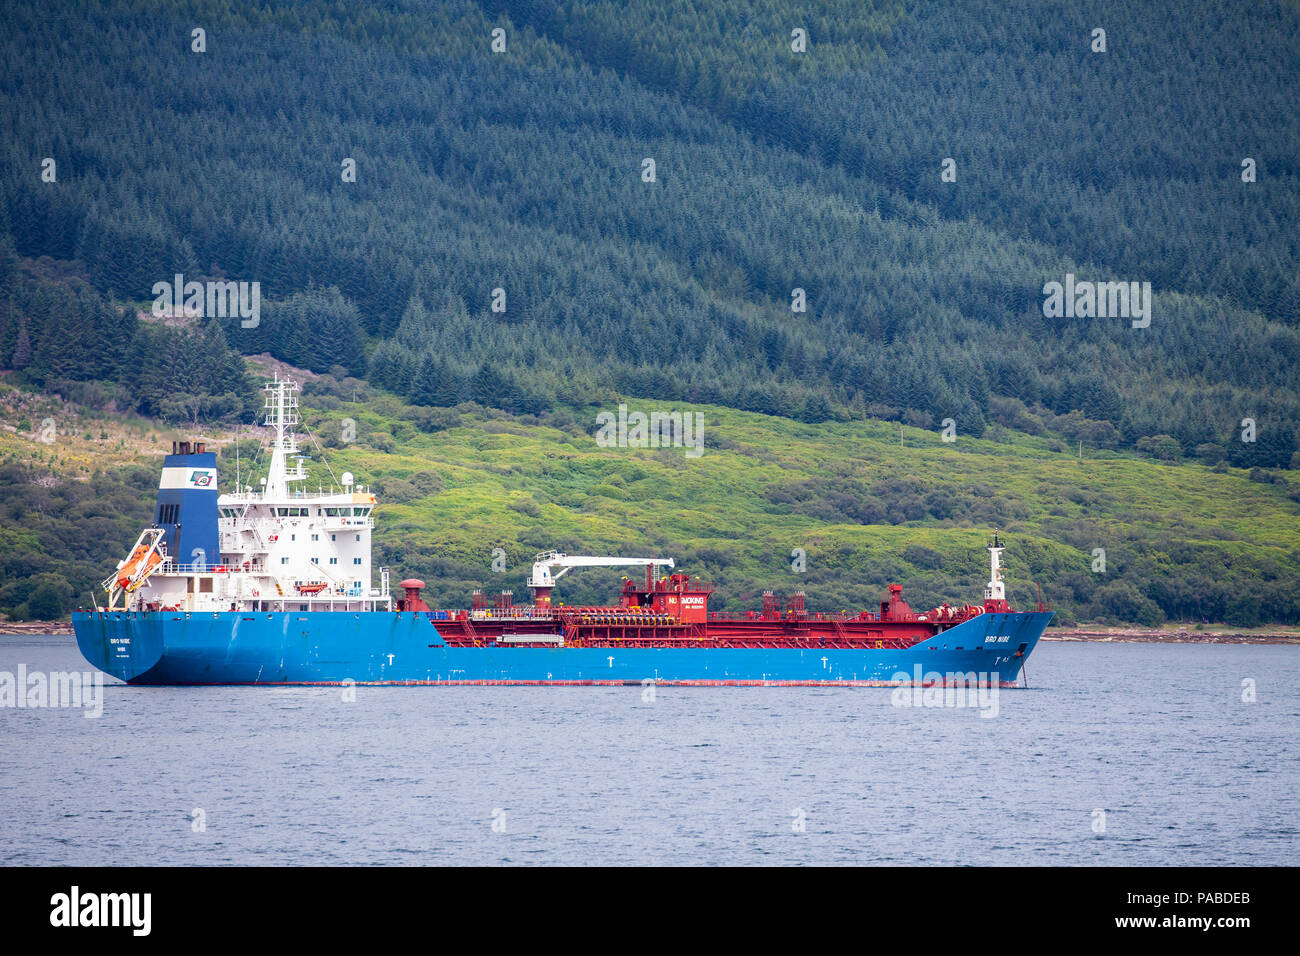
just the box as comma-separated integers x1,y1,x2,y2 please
4,367,1297,621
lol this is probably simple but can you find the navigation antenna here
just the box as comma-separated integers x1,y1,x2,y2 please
262,374,307,498
984,531,1006,602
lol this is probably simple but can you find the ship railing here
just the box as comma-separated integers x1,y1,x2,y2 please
465,609,555,621
320,517,375,529
648,581,716,593
221,490,373,504
228,516,376,534
705,610,861,623
157,560,258,575
273,488,372,500
281,589,370,601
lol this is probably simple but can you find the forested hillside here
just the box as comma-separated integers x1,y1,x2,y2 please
0,1,1297,623
2,0,1297,462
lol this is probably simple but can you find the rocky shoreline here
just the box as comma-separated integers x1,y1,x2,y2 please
0,622,72,636
1044,627,1299,645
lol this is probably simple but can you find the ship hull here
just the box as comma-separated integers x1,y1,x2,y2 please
72,609,1053,686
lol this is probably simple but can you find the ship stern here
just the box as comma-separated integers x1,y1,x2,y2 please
72,611,167,683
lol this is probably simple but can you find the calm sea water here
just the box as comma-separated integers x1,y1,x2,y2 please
1,636,1295,866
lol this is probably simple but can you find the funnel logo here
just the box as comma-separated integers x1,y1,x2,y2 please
189,470,214,487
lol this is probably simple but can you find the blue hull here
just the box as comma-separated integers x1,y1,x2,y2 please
71,609,1052,686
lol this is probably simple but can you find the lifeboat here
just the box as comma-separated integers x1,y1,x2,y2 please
117,545,162,592
295,582,329,594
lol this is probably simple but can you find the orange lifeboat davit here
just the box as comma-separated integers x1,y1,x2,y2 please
116,543,150,590
118,545,163,593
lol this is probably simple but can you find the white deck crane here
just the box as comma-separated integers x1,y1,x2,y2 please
527,550,674,611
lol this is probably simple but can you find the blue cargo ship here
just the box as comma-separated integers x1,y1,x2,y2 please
72,607,1050,686
73,377,1052,687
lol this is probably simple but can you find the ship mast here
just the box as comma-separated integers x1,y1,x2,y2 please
984,531,1006,601
262,374,306,498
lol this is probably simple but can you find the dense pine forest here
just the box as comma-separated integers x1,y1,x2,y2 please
0,0,1297,623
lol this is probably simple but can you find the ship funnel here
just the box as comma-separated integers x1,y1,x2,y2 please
155,440,220,569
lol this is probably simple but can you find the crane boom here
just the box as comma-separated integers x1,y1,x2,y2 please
527,550,674,589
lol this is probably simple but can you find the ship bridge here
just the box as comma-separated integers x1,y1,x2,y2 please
100,375,390,614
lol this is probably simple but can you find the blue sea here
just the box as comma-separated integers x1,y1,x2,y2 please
1,636,1295,865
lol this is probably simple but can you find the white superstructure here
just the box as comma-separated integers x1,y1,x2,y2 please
103,375,390,613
